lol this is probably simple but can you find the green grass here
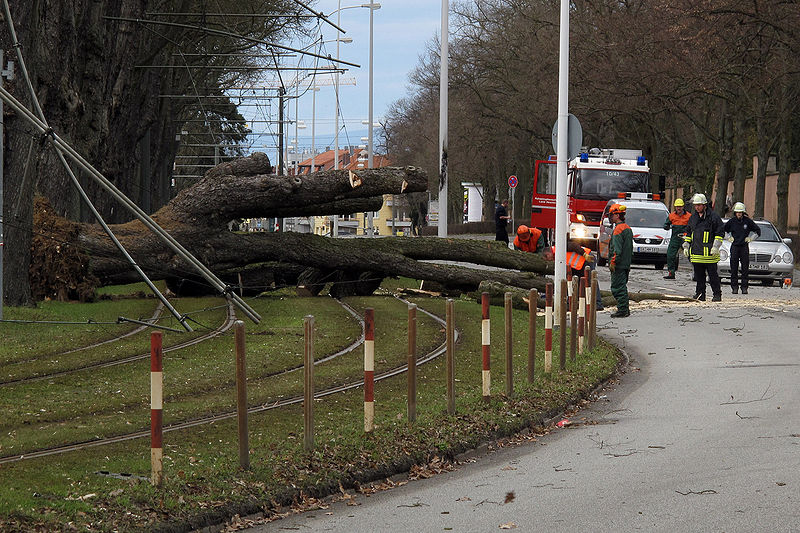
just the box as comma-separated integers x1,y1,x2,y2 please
0,284,620,532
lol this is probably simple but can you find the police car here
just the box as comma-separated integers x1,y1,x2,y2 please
597,192,671,270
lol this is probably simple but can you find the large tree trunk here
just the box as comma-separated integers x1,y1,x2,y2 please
32,161,552,300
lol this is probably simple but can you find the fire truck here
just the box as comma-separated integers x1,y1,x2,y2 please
530,148,651,249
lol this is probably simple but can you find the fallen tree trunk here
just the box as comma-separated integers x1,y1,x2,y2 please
32,156,553,299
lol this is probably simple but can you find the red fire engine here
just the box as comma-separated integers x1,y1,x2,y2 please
530,148,651,249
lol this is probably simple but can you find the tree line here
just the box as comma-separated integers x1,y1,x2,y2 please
383,0,800,233
1,0,307,306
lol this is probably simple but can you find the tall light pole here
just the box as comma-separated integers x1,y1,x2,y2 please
438,0,448,238
366,2,381,237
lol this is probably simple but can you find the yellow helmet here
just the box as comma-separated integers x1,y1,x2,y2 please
674,198,684,207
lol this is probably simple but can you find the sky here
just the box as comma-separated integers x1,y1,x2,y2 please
242,1,443,162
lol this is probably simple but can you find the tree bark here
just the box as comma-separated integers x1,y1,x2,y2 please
32,163,552,299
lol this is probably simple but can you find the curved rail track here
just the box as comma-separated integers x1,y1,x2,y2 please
0,296,456,465
0,302,238,387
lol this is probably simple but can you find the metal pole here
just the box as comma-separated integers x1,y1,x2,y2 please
311,86,317,174
366,3,376,238
333,1,342,238
437,0,449,238
278,88,285,176
554,0,570,321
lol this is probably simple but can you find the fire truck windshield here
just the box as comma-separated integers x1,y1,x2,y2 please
572,169,649,200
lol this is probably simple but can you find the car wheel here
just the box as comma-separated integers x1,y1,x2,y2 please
762,279,775,287
655,262,665,270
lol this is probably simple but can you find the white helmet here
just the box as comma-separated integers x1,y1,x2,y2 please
692,193,708,205
733,202,746,213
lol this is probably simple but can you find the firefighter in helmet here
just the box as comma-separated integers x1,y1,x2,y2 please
662,197,691,279
608,204,633,318
723,201,760,294
683,193,724,301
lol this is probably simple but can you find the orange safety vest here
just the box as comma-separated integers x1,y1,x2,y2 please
550,245,591,273
513,227,543,252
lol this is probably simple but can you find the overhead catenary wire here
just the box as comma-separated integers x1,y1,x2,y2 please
103,16,359,68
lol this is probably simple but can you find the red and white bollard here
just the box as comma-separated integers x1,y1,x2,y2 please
364,308,375,433
545,283,553,373
578,277,586,354
150,331,163,487
481,292,491,401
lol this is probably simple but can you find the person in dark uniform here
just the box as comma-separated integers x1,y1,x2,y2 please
495,199,511,245
683,193,724,301
723,202,761,294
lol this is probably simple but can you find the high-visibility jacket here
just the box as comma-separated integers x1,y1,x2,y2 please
684,209,724,263
514,227,544,253
610,223,633,269
663,211,691,244
550,245,592,273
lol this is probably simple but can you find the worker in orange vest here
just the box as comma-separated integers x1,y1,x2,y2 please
513,225,545,253
543,239,603,310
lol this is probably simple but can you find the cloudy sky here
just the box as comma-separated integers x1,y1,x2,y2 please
243,1,444,159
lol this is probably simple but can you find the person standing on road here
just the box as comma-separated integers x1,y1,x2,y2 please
495,199,511,245
683,193,724,301
723,202,761,294
662,198,691,279
513,225,545,253
608,204,633,318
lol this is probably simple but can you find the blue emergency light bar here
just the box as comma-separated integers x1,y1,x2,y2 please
637,156,646,165
580,153,589,162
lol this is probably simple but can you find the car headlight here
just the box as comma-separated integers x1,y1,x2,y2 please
783,251,793,263
773,254,782,263
572,226,587,238
719,249,728,261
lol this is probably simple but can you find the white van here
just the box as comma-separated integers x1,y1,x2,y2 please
597,193,671,270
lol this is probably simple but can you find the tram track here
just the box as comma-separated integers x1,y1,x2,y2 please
0,301,237,387
0,295,456,465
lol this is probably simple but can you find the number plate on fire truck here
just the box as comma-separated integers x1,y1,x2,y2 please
635,246,660,253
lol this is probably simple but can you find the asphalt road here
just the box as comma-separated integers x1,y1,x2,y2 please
250,263,800,533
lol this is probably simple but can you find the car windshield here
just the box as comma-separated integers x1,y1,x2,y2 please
572,169,649,200
755,222,781,242
624,207,668,228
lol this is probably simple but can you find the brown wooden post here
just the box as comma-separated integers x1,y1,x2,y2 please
570,276,578,363
234,320,250,467
446,299,456,414
504,292,513,396
528,288,538,384
559,278,568,371
150,332,163,487
407,304,417,422
303,316,314,451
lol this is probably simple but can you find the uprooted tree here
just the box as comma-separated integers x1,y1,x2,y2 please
32,152,553,301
